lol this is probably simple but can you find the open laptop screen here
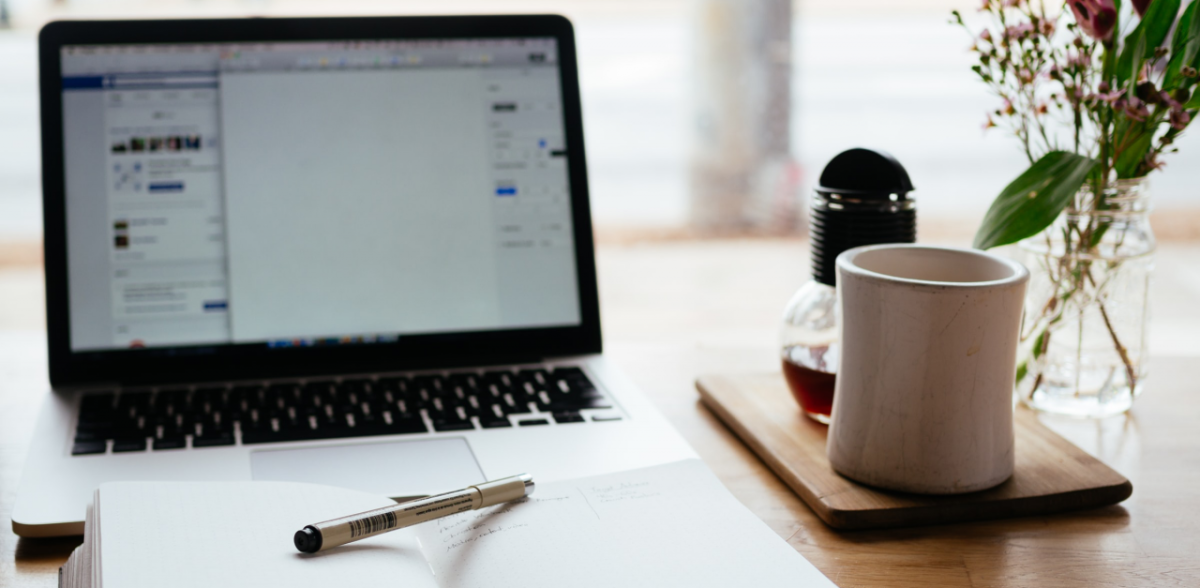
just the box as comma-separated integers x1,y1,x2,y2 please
58,38,581,353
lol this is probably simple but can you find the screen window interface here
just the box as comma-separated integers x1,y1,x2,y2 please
60,39,581,352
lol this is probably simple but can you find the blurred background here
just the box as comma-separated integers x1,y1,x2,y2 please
1,0,1198,350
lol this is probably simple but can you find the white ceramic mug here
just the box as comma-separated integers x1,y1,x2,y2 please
826,244,1029,495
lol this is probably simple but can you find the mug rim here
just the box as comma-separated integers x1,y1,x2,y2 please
836,244,1030,289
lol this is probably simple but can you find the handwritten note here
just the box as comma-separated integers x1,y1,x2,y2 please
415,459,836,588
587,481,661,504
433,495,575,554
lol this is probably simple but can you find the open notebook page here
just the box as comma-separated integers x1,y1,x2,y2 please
415,459,836,588
97,481,438,588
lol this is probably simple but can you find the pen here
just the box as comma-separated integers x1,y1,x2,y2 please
293,473,535,553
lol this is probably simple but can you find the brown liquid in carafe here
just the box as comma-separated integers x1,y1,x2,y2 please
781,345,837,424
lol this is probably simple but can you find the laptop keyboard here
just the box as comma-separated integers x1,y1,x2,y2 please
70,366,617,455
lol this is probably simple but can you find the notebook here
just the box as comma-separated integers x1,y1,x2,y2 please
59,459,836,588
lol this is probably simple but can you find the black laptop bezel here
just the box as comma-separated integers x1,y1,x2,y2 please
39,15,601,387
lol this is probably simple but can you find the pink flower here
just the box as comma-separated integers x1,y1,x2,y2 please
980,29,993,42
1069,0,1118,40
1160,90,1181,109
1122,96,1151,121
1068,51,1092,67
1170,108,1191,130
1132,0,1153,17
1094,87,1126,103
1005,22,1036,40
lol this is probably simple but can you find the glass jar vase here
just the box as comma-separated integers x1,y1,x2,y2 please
1016,178,1154,418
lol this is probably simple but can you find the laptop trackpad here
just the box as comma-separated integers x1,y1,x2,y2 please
249,438,485,499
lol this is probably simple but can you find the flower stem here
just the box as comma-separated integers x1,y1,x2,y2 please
1097,299,1138,391
1084,267,1139,391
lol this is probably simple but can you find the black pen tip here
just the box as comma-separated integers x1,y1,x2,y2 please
294,526,322,553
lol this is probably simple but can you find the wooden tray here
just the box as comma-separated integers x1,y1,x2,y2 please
697,373,1133,530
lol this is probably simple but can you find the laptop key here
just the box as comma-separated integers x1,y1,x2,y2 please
384,415,429,435
480,416,513,428
162,414,189,438
550,366,586,378
71,440,108,455
78,392,116,424
548,397,613,412
433,419,475,432
430,403,474,431
552,375,598,397
74,423,113,441
154,389,188,419
73,429,107,442
192,431,235,447
462,394,485,417
117,392,152,422
113,415,149,443
447,373,480,392
481,371,516,391
112,437,148,452
552,411,585,424
152,436,186,450
517,419,549,427
239,429,274,445
500,394,532,415
515,368,551,386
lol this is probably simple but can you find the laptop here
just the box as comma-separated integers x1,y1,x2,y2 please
13,15,695,538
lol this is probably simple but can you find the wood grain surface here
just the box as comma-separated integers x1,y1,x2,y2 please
697,373,1132,530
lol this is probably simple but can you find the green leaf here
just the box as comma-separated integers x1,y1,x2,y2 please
1188,92,1200,108
1117,0,1182,85
1176,2,1198,55
1115,129,1155,178
1126,33,1148,94
1163,48,1187,88
1147,0,1182,46
1163,1,1199,88
973,151,1099,250
1032,331,1047,358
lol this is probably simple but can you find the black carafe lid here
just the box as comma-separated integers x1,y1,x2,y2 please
810,148,916,286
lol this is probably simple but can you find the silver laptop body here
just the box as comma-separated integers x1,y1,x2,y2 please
14,15,694,537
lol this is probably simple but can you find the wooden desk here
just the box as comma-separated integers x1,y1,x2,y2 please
608,345,1200,587
1,329,1197,587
